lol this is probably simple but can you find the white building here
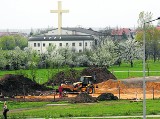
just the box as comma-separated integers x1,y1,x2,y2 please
44,27,100,36
28,27,102,53
28,34,95,53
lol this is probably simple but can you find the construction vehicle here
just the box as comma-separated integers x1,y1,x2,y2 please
61,76,97,94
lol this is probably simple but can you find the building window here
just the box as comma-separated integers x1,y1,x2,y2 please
79,50,82,52
59,43,62,46
43,43,45,47
79,42,82,46
49,43,51,46
34,43,36,47
38,43,40,47
85,42,87,46
66,43,68,46
72,43,75,46
90,42,92,46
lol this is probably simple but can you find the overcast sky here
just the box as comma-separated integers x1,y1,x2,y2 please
0,0,160,29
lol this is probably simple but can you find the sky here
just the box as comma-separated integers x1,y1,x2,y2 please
0,0,160,30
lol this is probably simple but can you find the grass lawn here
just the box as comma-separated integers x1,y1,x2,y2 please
109,60,160,79
0,100,160,118
0,67,85,84
0,60,160,83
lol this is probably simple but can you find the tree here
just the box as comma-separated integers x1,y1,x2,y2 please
75,54,91,66
136,11,160,61
91,38,118,67
25,48,40,82
0,49,7,69
0,35,28,50
137,11,153,29
148,28,160,62
57,47,73,65
0,36,15,50
9,46,26,70
14,35,28,49
120,39,143,67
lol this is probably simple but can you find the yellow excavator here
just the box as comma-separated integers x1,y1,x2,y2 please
61,76,98,94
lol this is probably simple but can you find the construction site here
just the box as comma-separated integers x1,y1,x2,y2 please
1,67,160,102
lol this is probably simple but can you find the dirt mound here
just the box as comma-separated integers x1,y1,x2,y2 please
97,93,118,101
0,74,50,97
46,67,117,86
97,79,125,88
96,79,126,93
70,92,97,103
121,76,160,88
81,67,117,83
146,82,160,90
46,68,80,85
95,77,160,95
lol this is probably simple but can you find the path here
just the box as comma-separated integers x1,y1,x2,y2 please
23,115,160,118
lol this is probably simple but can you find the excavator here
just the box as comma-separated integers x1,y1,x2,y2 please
61,76,98,94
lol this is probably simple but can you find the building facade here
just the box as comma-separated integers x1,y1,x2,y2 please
28,35,94,53
111,28,134,40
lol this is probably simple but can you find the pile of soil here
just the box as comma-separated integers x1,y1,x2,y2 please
81,67,117,83
97,93,118,101
46,68,79,85
96,79,126,94
95,76,160,94
0,74,50,97
121,76,160,88
46,67,117,86
70,92,97,103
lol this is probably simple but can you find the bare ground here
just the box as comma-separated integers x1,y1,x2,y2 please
8,76,160,101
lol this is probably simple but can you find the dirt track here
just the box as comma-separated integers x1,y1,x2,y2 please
12,76,160,101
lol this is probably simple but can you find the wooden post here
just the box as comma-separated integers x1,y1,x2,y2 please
118,86,120,99
53,89,56,101
23,84,25,101
153,87,154,100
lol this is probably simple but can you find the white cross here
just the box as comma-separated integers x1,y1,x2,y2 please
50,1,69,35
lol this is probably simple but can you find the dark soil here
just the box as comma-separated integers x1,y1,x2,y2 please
46,67,117,86
70,92,97,103
0,74,51,97
81,67,117,83
97,93,118,101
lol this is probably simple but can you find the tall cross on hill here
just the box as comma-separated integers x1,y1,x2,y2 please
50,1,69,35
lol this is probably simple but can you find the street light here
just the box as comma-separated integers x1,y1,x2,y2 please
143,17,160,119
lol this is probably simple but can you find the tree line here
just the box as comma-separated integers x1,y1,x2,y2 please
0,38,143,70
0,11,160,71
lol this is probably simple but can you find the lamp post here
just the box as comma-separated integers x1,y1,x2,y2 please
143,17,160,119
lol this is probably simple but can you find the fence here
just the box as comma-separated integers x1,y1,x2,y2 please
111,70,160,79
94,87,160,100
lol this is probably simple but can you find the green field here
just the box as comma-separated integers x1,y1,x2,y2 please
0,61,160,118
0,100,160,118
0,60,160,83
110,60,160,79
0,67,85,84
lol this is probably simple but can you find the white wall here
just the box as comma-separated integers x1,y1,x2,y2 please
28,40,93,53
44,29,91,35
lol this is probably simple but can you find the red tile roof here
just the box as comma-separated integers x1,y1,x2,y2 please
0,32,19,36
111,28,131,36
156,26,160,30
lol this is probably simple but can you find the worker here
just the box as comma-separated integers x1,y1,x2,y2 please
3,101,9,119
58,84,63,98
